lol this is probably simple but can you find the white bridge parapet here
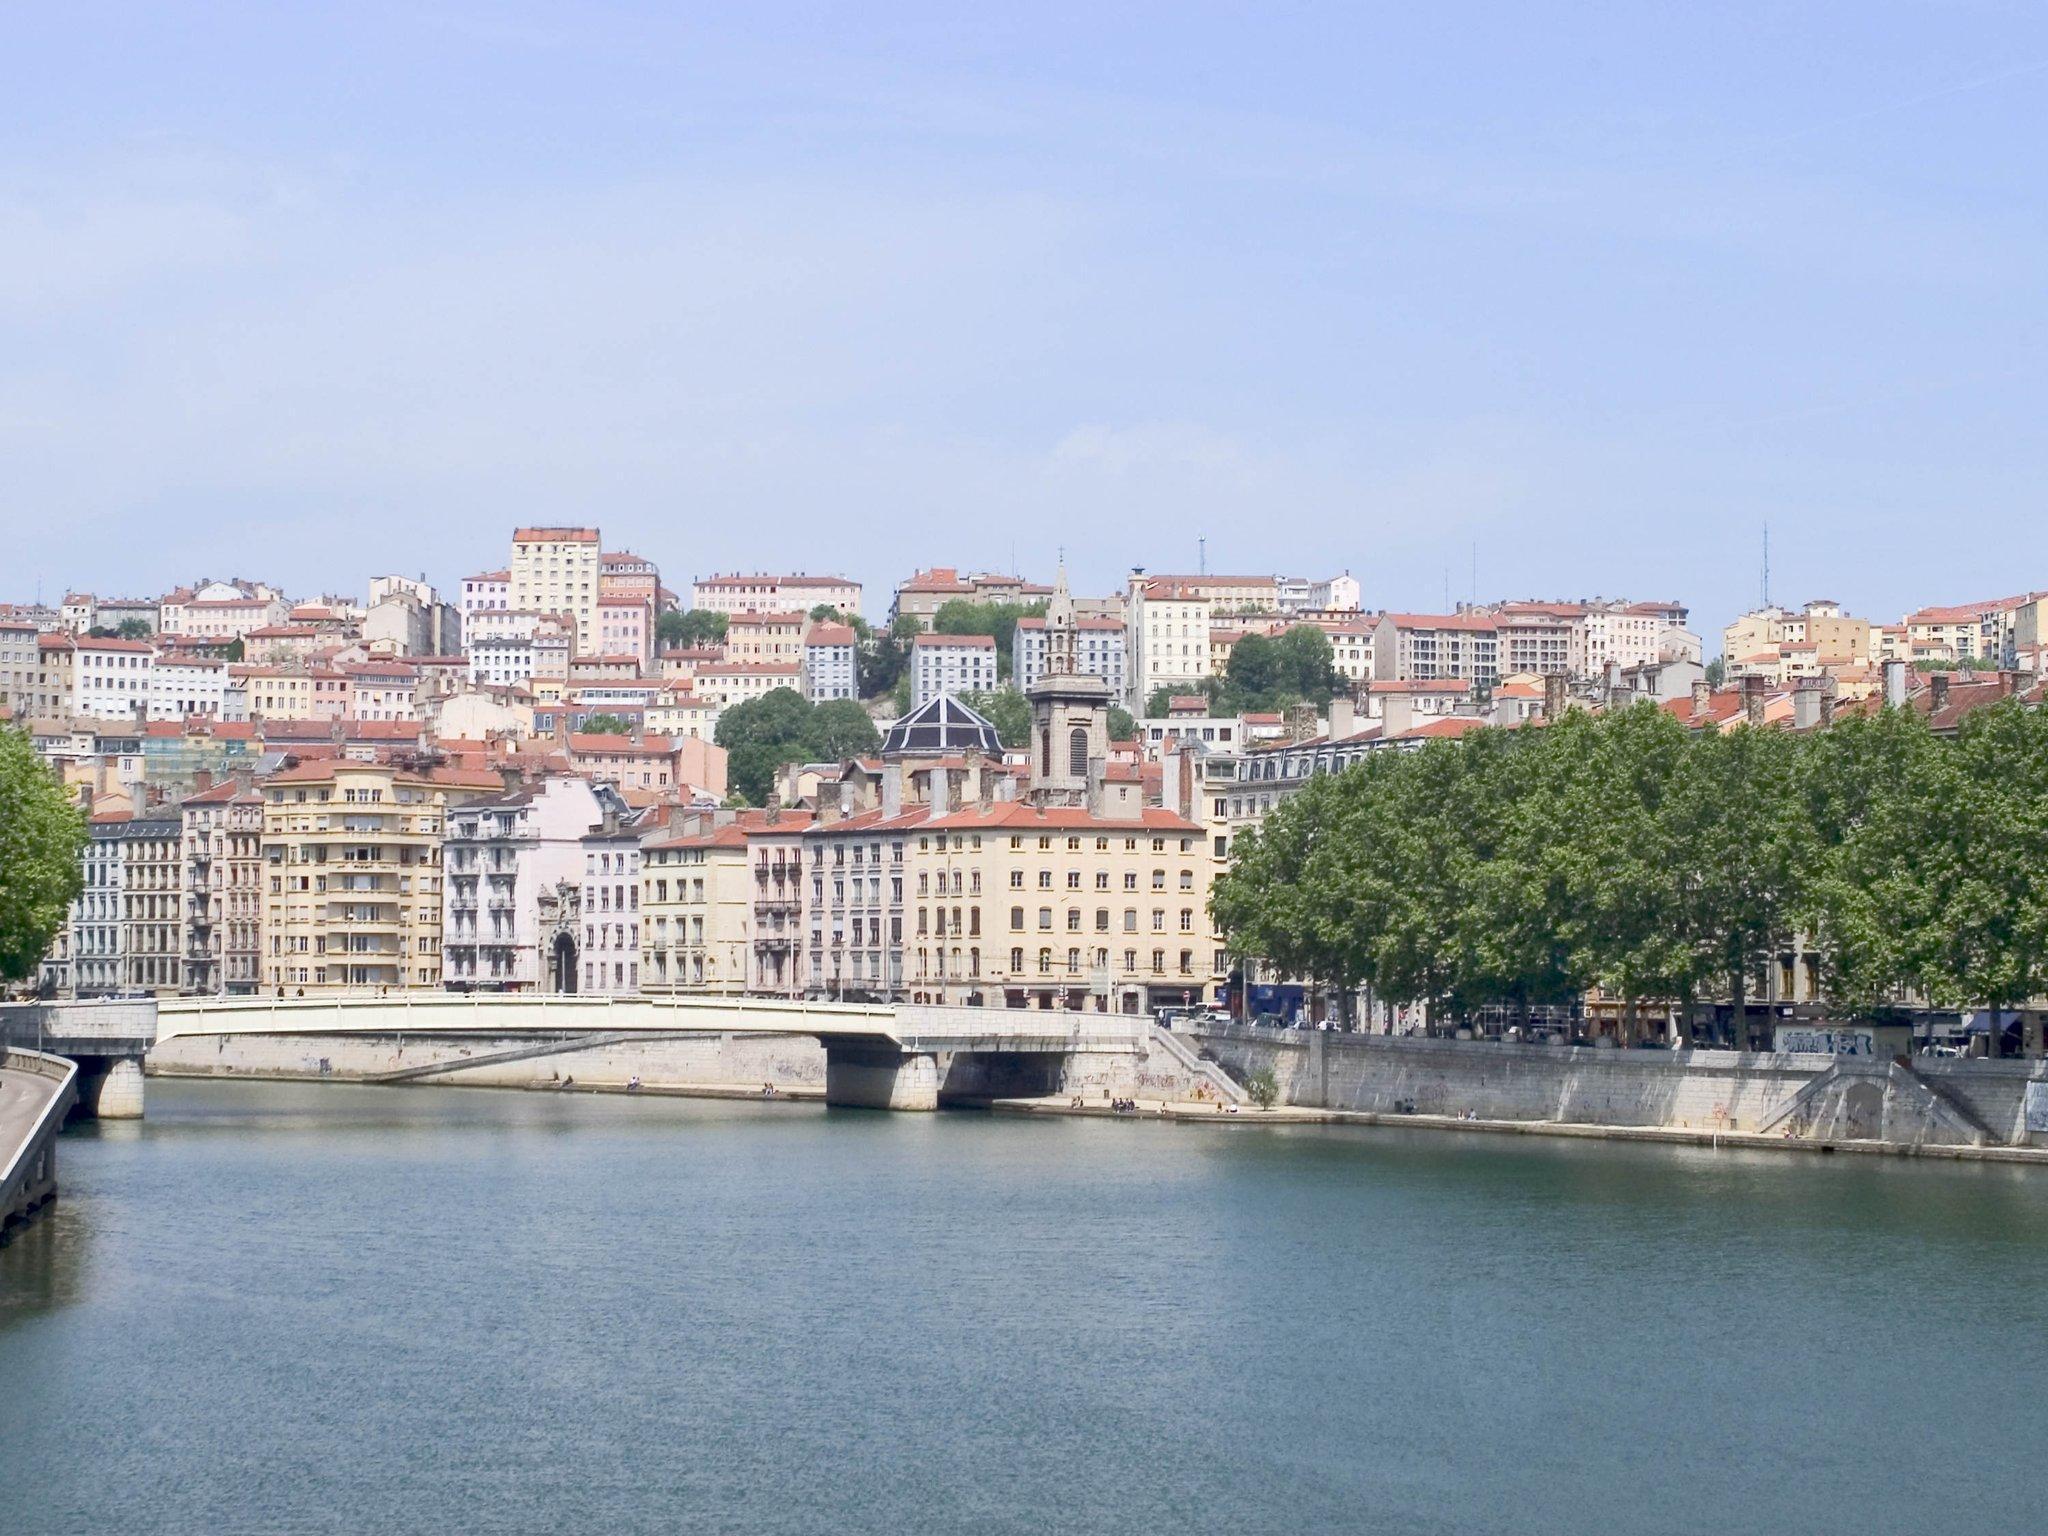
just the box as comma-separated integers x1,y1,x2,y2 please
155,993,1152,1057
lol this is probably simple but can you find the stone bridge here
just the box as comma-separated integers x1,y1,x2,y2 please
151,994,1236,1110
0,1001,152,1120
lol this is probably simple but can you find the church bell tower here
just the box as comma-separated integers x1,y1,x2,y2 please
1027,563,1111,807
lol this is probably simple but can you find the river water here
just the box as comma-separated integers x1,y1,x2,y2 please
2,1081,2043,1535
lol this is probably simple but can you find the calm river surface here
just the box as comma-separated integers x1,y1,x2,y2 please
3,1080,2044,1535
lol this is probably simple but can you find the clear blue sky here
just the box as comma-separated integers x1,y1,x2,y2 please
7,3,2044,639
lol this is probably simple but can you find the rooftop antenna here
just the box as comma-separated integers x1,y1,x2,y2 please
1762,522,1771,609
1198,536,1207,577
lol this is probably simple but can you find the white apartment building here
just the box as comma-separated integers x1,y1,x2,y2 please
690,572,862,618
802,622,858,702
910,633,997,707
38,634,156,720
594,594,652,664
147,656,227,720
579,821,644,996
510,527,601,656
470,635,537,689
1014,615,1126,696
461,570,511,628
442,775,608,991
1125,575,1214,707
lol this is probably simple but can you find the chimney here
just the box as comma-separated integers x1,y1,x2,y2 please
1690,677,1711,713
192,768,213,793
1742,674,1765,728
930,767,951,817
1930,671,1951,712
1791,680,1822,731
1327,695,1355,740
1543,672,1567,722
2000,669,2019,697
1381,694,1414,739
1882,658,1907,708
881,763,904,819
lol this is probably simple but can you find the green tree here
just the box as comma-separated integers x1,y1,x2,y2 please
0,728,86,983
579,713,635,736
1107,705,1136,741
713,689,882,805
1662,722,1811,1044
809,698,882,762
658,609,728,649
114,617,154,640
1245,1066,1280,1109
715,688,819,806
222,638,244,662
961,688,1031,749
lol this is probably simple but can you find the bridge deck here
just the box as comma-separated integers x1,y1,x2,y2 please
153,994,1151,1056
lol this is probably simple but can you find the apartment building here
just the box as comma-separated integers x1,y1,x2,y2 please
694,660,804,707
724,611,808,665
576,817,645,996
1488,602,1585,676
802,622,858,702
1,619,43,716
910,633,997,707
460,570,511,627
746,811,816,996
888,568,1051,630
510,526,601,656
181,777,264,994
261,758,496,992
1372,612,1502,687
37,634,156,720
641,813,761,993
801,806,920,1000
46,812,171,996
691,572,862,618
148,656,227,721
1124,575,1214,706
442,775,607,991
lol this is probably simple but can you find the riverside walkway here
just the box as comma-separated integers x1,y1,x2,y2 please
1,1048,78,1240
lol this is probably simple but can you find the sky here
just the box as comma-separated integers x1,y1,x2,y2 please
6,3,2046,642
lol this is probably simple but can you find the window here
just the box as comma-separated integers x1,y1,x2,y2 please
1123,909,1137,932
1066,871,1080,889
1010,906,1025,930
1011,947,1024,971
1009,870,1023,889
1179,909,1194,931
1038,908,1052,930
1038,870,1052,889
1066,910,1081,932
1095,909,1110,932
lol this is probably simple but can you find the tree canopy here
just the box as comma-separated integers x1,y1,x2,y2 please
578,713,635,736
960,688,1031,749
714,688,881,805
658,609,728,649
1212,699,2048,1035
0,728,87,983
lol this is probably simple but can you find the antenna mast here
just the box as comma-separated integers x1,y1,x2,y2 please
1762,522,1771,609
1198,536,1206,577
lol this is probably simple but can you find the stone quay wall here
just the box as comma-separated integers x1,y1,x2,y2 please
1189,1024,2048,1148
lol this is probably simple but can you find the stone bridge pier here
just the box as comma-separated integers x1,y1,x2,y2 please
824,1042,943,1110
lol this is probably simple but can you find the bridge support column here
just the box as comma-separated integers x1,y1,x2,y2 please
824,1044,940,1111
87,1057,147,1120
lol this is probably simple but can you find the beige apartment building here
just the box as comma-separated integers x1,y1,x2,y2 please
510,526,602,657
723,611,808,665
260,758,497,992
641,812,766,993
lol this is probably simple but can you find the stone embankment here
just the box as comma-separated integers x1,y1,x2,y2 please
1187,1023,2048,1155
